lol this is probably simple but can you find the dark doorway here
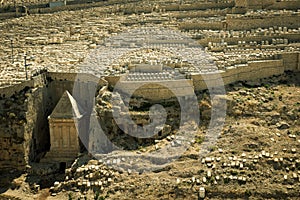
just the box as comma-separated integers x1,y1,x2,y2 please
59,162,66,173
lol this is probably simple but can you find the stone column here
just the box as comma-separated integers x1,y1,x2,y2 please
49,122,55,148
62,125,69,148
70,125,76,148
58,124,63,150
52,124,61,149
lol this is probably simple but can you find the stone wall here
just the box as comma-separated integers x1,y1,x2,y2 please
234,0,247,8
180,14,300,31
198,33,299,47
0,83,50,170
280,52,299,71
234,0,300,10
104,75,121,88
114,79,195,101
268,1,300,10
102,53,300,100
0,0,141,19
246,0,275,9
192,59,287,91
0,88,32,170
162,1,235,11
179,21,223,31
226,14,300,30
0,75,52,170
0,73,51,170
235,0,300,10
0,80,34,99
109,53,299,99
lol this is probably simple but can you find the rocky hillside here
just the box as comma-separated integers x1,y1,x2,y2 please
0,72,298,200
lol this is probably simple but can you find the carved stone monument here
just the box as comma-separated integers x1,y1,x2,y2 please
42,91,85,167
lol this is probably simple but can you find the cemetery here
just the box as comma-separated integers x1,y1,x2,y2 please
0,0,299,199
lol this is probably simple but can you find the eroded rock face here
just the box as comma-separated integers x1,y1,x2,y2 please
0,88,33,170
94,86,185,150
0,86,53,171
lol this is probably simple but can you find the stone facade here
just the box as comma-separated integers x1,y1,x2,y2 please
41,91,85,165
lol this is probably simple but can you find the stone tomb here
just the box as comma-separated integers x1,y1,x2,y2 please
42,91,85,168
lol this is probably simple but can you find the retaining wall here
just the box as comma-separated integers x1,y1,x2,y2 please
267,1,300,10
226,14,300,30
192,59,284,91
280,52,300,71
115,79,195,101
108,53,299,99
162,2,235,11
180,14,300,31
198,33,300,47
